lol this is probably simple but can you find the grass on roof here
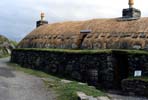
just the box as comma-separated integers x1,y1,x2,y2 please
13,48,112,54
127,76,148,82
112,49,148,55
13,48,148,55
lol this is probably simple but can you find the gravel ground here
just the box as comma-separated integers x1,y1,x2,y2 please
0,57,56,100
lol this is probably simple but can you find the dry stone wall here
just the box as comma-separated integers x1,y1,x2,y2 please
11,49,115,88
128,55,148,76
11,49,148,91
122,79,148,97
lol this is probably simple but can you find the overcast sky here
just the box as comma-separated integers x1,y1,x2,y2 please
0,0,148,41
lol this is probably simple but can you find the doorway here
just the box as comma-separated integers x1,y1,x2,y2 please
113,51,129,89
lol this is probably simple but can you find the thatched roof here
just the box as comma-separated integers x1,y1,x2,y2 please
18,17,148,49
29,17,148,36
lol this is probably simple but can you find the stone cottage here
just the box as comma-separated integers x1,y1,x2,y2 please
12,0,148,92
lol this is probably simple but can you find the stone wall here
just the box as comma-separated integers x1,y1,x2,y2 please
122,79,148,97
128,55,148,76
10,49,148,90
11,49,114,88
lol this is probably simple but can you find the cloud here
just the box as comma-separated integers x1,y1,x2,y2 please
0,0,147,41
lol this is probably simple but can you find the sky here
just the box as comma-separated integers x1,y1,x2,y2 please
0,0,148,42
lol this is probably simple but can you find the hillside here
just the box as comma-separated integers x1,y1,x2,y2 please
0,35,16,57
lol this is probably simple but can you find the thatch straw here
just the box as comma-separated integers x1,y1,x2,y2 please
17,17,148,49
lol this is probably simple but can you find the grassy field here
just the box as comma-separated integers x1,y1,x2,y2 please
8,63,106,100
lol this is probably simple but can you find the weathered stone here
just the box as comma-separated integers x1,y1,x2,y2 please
78,82,87,85
11,50,115,88
11,49,148,90
72,71,82,81
122,8,141,19
61,79,72,83
76,92,108,100
77,92,88,100
97,96,110,100
122,79,148,97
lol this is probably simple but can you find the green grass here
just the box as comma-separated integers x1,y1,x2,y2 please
54,81,105,100
128,76,148,82
13,48,112,54
0,54,10,58
8,63,58,79
13,48,148,55
112,49,148,55
8,63,106,100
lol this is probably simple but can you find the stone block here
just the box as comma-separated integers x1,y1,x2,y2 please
97,96,110,100
122,8,141,20
77,92,89,100
61,79,72,84
121,79,148,97
77,92,108,100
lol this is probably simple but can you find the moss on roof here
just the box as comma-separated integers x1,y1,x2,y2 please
13,48,112,54
13,48,148,55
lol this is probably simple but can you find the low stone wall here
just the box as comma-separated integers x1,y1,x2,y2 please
128,55,148,76
122,79,148,97
113,50,148,77
11,49,114,88
11,49,148,90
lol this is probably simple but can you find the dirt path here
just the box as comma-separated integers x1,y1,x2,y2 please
0,57,56,100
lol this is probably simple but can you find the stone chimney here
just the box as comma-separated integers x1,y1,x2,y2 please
36,12,48,28
122,0,141,20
